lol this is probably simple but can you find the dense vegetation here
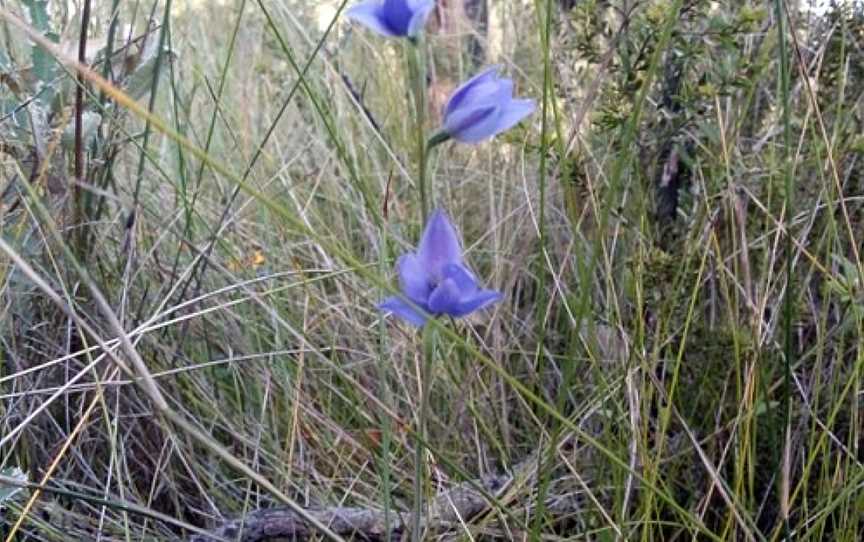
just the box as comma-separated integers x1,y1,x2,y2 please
1,1,862,540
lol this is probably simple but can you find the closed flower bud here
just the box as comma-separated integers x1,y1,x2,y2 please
439,66,536,144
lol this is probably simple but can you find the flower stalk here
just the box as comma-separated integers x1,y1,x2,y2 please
412,322,437,542
349,4,537,539
406,38,430,223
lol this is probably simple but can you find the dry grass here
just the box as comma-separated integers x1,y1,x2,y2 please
1,1,862,541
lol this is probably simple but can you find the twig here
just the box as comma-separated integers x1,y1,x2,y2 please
189,472,512,542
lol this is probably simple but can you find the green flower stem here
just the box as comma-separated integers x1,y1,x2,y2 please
376,232,393,537
407,38,430,223
412,323,436,542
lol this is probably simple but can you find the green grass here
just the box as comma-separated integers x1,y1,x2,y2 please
1,1,863,540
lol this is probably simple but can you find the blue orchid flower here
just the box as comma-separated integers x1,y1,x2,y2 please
379,209,502,327
438,65,536,144
346,0,436,39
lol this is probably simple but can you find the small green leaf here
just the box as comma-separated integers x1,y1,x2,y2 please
22,0,52,34
22,0,61,104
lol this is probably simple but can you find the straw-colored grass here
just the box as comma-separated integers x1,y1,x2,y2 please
1,1,862,540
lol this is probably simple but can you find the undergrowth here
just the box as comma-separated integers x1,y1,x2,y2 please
1,0,862,540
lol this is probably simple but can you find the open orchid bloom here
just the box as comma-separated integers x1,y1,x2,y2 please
346,0,436,39
379,209,502,327
438,65,536,144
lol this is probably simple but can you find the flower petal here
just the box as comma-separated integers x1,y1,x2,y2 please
446,104,504,143
379,296,428,326
493,98,536,135
382,0,413,34
454,78,513,113
454,289,502,317
444,65,502,116
427,278,462,315
347,1,399,37
442,105,498,142
406,0,435,37
442,262,479,294
398,253,432,303
418,209,463,278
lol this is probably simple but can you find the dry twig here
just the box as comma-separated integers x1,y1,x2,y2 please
190,472,513,542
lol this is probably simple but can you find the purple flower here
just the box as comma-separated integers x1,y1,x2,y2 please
346,0,436,39
379,209,502,327
439,66,536,144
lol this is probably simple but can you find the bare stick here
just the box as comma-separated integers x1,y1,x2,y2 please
189,472,511,542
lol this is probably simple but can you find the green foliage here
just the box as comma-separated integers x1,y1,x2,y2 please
1,1,862,540
22,0,61,99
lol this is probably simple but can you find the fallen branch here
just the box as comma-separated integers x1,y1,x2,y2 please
189,472,511,542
